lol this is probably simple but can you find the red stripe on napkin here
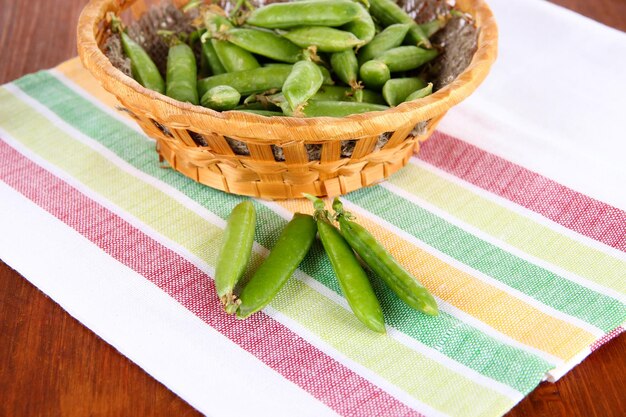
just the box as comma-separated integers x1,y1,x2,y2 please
0,139,422,417
418,132,626,252
590,327,624,352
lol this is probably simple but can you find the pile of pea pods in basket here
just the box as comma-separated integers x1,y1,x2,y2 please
110,0,474,118
216,197,438,333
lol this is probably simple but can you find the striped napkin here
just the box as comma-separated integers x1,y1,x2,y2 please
1,0,625,416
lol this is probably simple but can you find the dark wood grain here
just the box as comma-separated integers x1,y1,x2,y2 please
0,261,202,417
0,1,624,416
548,0,626,32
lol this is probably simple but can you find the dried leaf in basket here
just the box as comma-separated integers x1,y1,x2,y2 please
128,1,195,74
397,0,452,24
429,15,479,90
103,34,132,77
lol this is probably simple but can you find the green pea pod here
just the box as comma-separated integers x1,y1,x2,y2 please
330,49,360,89
353,89,386,105
357,23,411,65
201,38,226,76
271,50,333,84
419,16,449,38
117,31,165,93
311,85,353,101
263,62,293,68
215,201,256,313
233,109,284,117
352,89,365,103
211,39,260,73
317,220,386,333
368,0,431,48
404,82,433,102
406,23,431,48
312,86,385,105
300,101,388,117
165,43,199,105
376,46,439,72
283,26,363,53
333,198,438,315
359,60,390,90
225,28,302,64
201,11,260,73
201,85,241,111
382,77,426,106
306,195,385,333
237,213,317,319
318,65,335,85
191,29,211,78
234,101,281,111
283,60,325,113
198,65,293,97
188,29,204,47
342,2,376,44
246,0,362,29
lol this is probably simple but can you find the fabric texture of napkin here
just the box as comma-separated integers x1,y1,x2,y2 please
1,0,625,416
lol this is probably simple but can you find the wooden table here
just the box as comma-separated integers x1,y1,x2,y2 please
1,1,624,416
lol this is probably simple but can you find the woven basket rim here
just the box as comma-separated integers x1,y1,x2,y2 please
77,0,498,141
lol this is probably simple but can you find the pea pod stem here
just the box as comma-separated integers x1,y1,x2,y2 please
304,194,386,333
237,213,317,319
333,198,439,315
229,0,255,18
202,10,232,34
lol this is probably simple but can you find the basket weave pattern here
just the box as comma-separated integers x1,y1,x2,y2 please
78,0,498,200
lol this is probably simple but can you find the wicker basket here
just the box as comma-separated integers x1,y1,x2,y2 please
77,0,498,200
